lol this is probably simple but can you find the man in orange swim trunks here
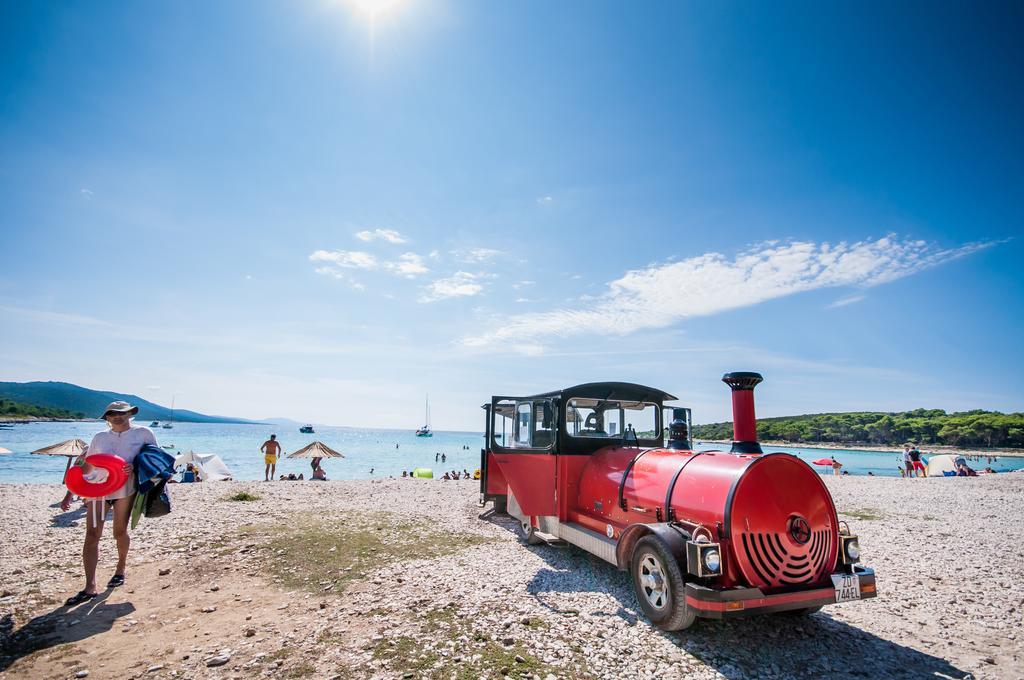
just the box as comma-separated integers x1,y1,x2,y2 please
261,434,283,481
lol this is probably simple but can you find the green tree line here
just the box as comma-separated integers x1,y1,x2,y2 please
0,398,85,420
693,409,1024,448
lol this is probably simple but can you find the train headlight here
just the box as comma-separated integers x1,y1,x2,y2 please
703,549,721,573
686,540,722,577
839,534,861,565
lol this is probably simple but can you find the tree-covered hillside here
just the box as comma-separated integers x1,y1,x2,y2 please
0,397,85,420
0,381,256,424
693,409,1024,448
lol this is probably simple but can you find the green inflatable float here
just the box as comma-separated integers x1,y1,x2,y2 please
411,467,433,479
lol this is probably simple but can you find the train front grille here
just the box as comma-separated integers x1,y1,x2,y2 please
738,529,832,589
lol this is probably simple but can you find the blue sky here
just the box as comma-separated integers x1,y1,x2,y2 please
1,1,1022,430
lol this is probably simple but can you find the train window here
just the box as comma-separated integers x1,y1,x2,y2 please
567,399,659,441
514,403,532,446
533,402,555,448
631,403,660,439
491,399,515,448
491,398,554,450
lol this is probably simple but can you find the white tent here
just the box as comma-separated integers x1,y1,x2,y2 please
174,450,234,482
927,454,958,477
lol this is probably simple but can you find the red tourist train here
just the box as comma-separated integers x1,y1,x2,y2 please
478,372,876,630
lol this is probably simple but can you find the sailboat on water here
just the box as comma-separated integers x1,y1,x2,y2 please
415,395,433,437
162,397,175,429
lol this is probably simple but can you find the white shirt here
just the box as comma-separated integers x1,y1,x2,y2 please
88,425,158,499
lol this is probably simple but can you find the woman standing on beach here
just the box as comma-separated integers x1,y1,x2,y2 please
61,401,158,606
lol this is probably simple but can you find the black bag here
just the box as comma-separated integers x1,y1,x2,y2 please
144,480,172,518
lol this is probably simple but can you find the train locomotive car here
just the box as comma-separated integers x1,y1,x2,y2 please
478,372,876,630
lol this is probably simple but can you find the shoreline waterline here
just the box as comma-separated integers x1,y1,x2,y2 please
2,421,1022,484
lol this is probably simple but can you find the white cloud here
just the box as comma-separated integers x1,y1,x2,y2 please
428,249,441,260
314,266,345,279
827,294,866,308
419,272,485,303
537,196,553,205
310,250,379,270
511,280,535,290
387,253,428,278
452,247,502,263
462,236,996,348
80,188,93,196
355,228,407,244
512,343,546,356
311,249,429,280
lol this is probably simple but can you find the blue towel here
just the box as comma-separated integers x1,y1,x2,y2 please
130,444,177,528
135,444,176,493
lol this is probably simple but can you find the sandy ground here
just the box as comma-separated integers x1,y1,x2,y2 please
1,473,1022,680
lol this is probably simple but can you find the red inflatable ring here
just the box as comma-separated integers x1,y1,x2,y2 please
66,454,129,498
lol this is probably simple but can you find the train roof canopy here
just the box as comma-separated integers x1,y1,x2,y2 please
526,382,676,404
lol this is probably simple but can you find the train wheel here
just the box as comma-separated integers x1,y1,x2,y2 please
631,535,696,631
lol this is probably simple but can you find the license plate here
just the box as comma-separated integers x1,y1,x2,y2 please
831,573,861,603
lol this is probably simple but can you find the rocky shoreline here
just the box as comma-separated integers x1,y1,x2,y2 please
1,474,1021,679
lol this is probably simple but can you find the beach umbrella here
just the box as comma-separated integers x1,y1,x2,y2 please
32,438,88,458
811,458,834,466
31,438,88,479
287,441,345,459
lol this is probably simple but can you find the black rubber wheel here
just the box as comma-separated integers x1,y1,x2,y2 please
630,535,696,631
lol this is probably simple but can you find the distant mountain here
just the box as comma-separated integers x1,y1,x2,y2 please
0,381,260,424
262,417,305,427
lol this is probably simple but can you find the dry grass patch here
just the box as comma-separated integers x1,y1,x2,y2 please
369,605,582,680
839,507,886,521
241,512,491,594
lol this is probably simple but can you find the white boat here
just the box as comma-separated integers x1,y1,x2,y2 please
415,395,433,437
162,397,175,428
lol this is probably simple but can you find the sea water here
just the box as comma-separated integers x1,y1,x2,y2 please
0,421,485,484
0,420,1021,484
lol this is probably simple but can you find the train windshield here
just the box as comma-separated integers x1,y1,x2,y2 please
566,399,659,440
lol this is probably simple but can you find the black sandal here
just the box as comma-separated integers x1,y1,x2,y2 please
65,590,97,606
107,574,125,588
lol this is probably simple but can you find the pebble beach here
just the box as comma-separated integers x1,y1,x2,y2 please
1,473,1021,680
